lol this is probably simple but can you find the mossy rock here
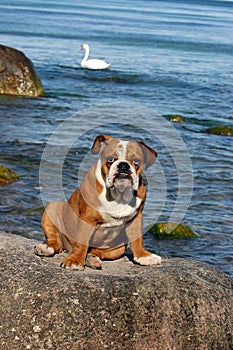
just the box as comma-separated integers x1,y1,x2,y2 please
206,126,233,136
169,115,184,123
147,222,198,239
0,165,19,184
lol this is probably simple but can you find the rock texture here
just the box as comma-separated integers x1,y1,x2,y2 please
147,222,198,239
0,232,232,350
0,44,44,97
0,165,19,184
206,125,233,136
169,114,184,123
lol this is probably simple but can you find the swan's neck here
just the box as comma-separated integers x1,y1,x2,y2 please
83,46,89,63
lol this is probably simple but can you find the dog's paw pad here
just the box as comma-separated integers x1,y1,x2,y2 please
134,254,162,266
34,243,54,257
85,254,102,270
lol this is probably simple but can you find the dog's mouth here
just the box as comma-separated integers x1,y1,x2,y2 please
106,162,139,192
115,171,132,180
114,169,133,181
113,171,133,191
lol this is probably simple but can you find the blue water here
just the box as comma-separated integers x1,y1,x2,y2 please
0,0,233,275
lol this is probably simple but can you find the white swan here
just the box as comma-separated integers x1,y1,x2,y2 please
80,43,111,70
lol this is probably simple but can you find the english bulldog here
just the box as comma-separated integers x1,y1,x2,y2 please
35,134,162,270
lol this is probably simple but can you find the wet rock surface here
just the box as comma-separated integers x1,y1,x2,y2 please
0,232,232,350
147,222,198,239
206,125,233,136
0,165,19,184
168,114,184,123
0,44,44,97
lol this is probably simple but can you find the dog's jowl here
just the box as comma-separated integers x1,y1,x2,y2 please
35,134,162,270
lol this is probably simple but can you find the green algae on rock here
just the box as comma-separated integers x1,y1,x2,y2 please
169,114,184,123
206,125,233,136
147,222,198,239
0,165,19,184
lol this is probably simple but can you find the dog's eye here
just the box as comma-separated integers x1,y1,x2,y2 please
107,157,115,164
132,159,140,166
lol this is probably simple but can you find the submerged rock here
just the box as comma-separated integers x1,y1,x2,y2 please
0,165,19,184
1,232,232,350
147,222,198,239
207,125,233,136
169,114,184,123
0,44,44,97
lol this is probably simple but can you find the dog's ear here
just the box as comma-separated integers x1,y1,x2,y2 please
91,134,115,154
138,141,157,169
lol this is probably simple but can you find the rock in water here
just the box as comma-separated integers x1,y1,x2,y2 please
0,232,232,350
0,44,44,97
169,114,184,123
0,165,19,184
207,125,233,136
147,222,198,239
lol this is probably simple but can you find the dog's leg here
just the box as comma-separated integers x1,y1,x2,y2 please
34,202,63,257
127,213,162,266
130,237,161,266
59,215,98,270
61,243,88,271
89,245,126,260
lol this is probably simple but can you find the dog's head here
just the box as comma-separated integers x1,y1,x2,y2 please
92,135,157,197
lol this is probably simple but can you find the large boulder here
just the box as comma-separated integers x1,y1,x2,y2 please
0,44,44,97
0,232,232,350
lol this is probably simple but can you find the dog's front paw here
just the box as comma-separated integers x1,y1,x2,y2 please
60,256,85,271
134,253,162,266
34,243,55,257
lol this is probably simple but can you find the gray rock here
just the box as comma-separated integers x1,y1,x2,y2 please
0,45,44,97
0,232,232,350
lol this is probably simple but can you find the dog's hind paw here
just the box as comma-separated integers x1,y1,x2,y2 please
134,253,162,266
34,243,55,257
85,254,102,270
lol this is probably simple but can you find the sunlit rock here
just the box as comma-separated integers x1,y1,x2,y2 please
1,233,232,349
169,114,184,123
0,44,44,97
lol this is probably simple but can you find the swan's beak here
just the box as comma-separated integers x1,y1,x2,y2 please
80,45,84,50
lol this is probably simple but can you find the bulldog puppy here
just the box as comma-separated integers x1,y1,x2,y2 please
35,134,162,270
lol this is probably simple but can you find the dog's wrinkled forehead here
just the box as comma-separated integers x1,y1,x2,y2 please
91,134,157,169
100,139,144,161
102,138,123,157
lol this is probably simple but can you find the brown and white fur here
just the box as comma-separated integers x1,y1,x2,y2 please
35,134,162,270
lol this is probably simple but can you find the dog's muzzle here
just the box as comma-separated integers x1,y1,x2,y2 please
115,162,131,179
106,161,139,191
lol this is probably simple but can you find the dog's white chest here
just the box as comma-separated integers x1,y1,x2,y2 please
99,198,141,227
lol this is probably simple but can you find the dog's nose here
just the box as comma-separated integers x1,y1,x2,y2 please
118,162,130,171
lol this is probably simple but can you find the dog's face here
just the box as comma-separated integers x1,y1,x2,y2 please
92,135,157,199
